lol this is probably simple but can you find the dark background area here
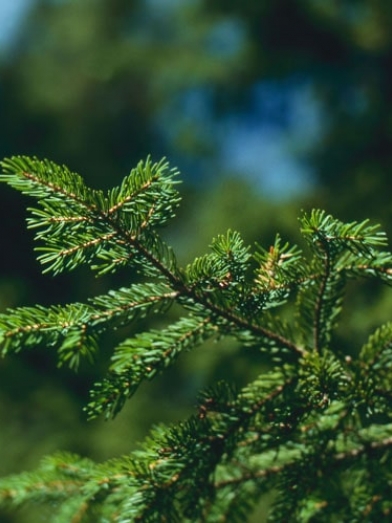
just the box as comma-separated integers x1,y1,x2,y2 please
1,1,392,521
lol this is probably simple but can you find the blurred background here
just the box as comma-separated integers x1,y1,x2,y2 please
1,1,392,521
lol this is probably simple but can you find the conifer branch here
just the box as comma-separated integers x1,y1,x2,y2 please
1,157,392,521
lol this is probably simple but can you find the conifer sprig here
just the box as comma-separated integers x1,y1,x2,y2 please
1,155,180,277
1,156,392,521
0,283,177,369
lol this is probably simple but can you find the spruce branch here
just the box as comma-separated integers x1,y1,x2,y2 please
1,156,392,521
0,283,177,369
0,155,180,277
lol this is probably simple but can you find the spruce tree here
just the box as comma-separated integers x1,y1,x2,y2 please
0,155,391,522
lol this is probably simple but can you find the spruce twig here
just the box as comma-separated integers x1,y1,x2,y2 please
1,157,392,522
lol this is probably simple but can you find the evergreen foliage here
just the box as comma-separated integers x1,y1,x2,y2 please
1,156,392,522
